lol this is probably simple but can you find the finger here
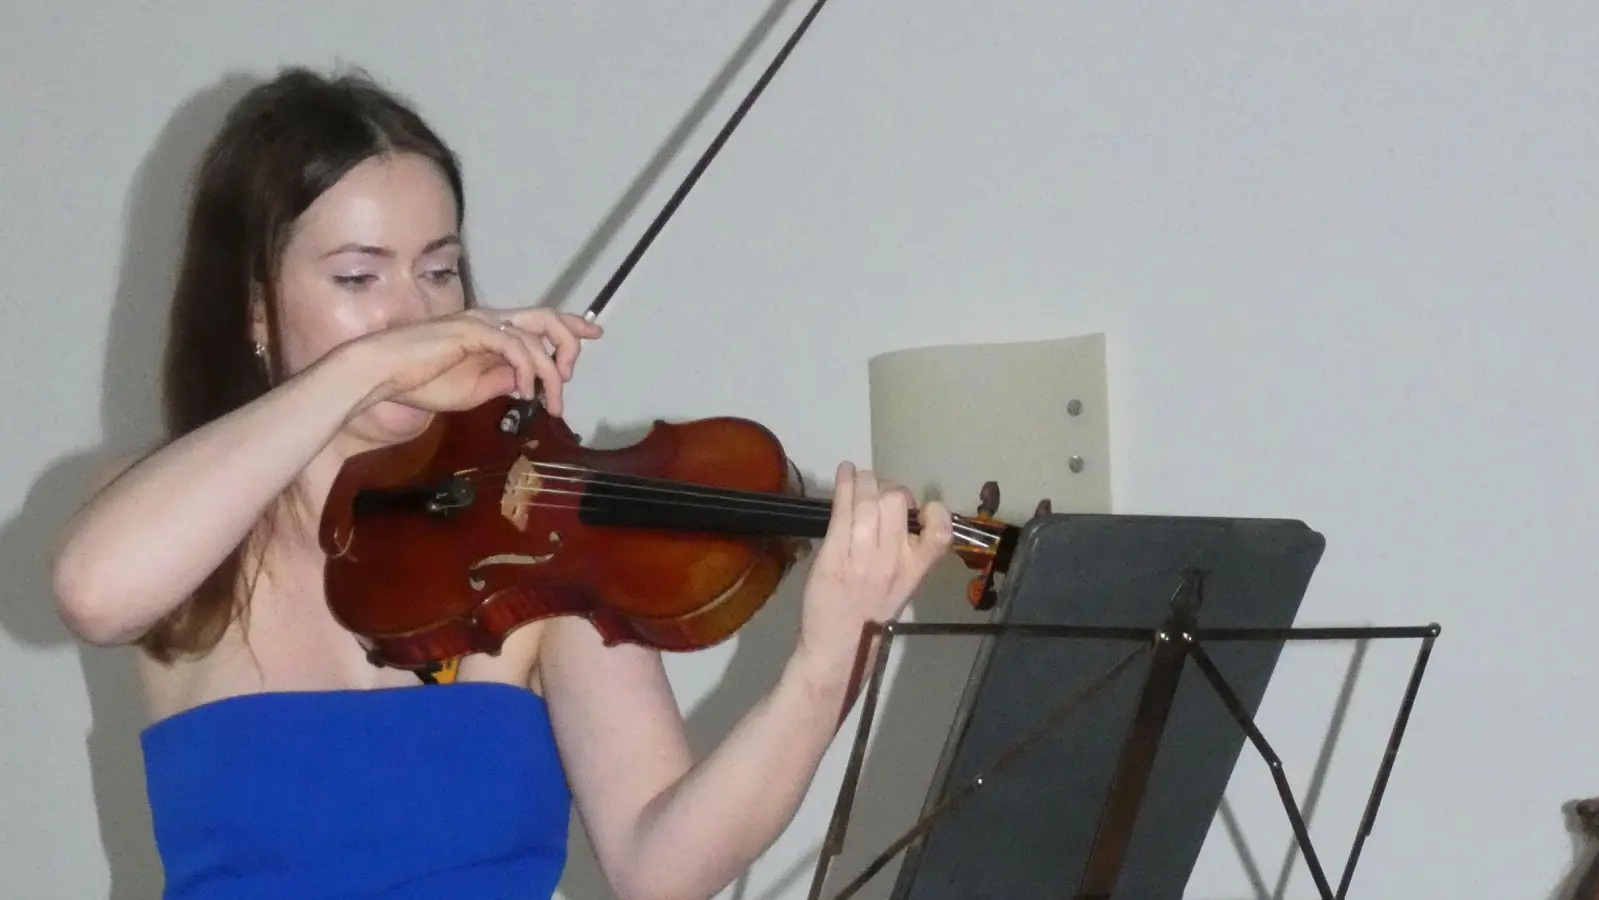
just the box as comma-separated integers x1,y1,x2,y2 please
850,468,880,565
882,481,916,514
512,309,582,381
561,311,604,339
876,486,909,565
874,479,909,539
468,316,539,401
913,499,955,568
816,461,856,571
508,327,566,415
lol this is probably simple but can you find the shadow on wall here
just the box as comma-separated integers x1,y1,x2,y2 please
0,72,262,898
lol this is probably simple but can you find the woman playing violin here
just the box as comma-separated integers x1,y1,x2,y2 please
51,67,954,900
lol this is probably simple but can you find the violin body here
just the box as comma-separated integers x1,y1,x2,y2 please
319,397,811,670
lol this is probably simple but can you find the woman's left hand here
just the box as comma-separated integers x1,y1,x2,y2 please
795,461,954,675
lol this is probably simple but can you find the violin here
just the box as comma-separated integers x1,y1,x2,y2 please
318,397,1021,671
317,0,1025,672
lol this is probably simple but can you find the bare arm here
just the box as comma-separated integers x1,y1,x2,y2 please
51,346,383,644
539,619,862,900
539,465,952,900
51,305,593,646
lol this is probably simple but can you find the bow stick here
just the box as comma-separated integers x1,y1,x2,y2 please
501,0,837,433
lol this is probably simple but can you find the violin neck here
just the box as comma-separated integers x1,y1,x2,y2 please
577,473,994,551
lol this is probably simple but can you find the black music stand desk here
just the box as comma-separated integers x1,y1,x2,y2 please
806,513,1438,900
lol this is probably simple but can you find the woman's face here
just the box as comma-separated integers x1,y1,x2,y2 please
256,151,466,443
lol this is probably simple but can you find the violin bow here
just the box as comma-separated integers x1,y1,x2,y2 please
500,0,836,433
582,0,837,325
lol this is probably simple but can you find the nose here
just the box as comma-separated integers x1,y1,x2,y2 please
383,278,433,327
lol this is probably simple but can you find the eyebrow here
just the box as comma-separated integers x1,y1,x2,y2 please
321,235,462,258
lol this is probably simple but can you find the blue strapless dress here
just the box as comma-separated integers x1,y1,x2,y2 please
140,682,572,899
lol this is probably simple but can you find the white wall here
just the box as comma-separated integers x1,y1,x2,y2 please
3,1,1596,898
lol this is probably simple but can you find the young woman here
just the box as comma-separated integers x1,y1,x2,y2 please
51,68,954,900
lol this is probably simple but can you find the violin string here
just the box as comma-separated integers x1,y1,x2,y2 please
514,487,997,551
415,460,999,550
486,473,997,549
462,463,1002,549
449,460,1010,541
432,484,999,552
460,460,839,513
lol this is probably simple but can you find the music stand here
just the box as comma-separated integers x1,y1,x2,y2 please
805,513,1439,900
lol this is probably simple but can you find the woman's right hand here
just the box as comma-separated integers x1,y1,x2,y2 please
349,306,603,418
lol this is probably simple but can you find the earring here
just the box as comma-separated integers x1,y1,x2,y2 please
253,341,267,360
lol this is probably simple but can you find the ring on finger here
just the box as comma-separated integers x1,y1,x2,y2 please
496,319,512,332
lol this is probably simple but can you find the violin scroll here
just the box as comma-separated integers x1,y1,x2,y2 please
960,480,1048,611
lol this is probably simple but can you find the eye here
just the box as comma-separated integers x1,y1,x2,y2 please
332,273,377,289
423,267,460,286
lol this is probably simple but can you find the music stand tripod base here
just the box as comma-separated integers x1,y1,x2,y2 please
805,513,1439,900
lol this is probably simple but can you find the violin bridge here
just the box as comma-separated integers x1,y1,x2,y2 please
500,455,543,532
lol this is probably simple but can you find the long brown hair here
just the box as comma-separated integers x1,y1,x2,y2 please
140,67,477,663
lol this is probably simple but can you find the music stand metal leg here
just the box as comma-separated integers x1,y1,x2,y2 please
803,616,1440,900
1186,639,1336,900
808,621,1155,900
1076,570,1207,900
1335,630,1438,899
1183,624,1440,900
809,622,899,900
830,646,1148,900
